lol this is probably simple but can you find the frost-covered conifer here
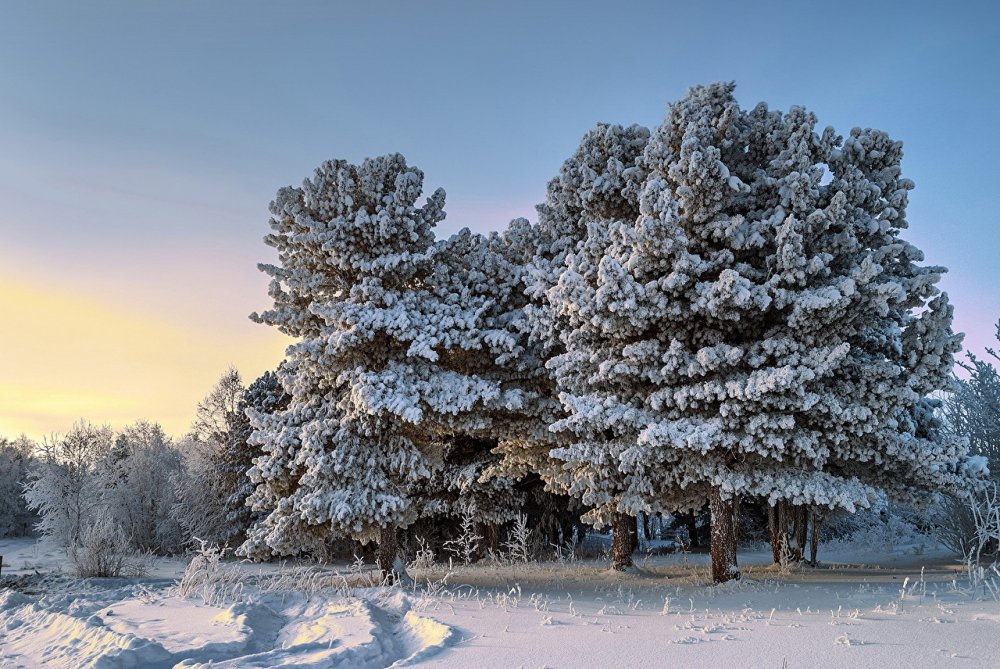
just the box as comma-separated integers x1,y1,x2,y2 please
217,369,290,544
520,122,651,365
547,83,980,582
476,123,652,568
491,124,650,514
241,155,542,572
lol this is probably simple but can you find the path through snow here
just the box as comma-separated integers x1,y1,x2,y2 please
0,585,452,668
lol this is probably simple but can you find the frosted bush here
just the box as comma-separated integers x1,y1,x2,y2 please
407,537,437,571
964,485,1000,597
443,511,482,565
504,513,532,564
24,421,114,547
174,540,245,606
70,514,150,578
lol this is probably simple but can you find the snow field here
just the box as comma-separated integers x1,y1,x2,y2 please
2,538,997,668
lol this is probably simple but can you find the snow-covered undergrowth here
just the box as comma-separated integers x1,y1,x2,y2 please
2,537,998,668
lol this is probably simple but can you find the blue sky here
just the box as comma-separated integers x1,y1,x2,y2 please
1,0,997,437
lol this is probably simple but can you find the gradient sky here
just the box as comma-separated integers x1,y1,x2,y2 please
1,0,998,440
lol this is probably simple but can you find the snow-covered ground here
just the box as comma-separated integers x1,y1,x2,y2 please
1,537,997,668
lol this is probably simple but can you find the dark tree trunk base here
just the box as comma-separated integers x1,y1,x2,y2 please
687,510,700,548
611,512,636,571
791,505,808,563
809,508,822,566
767,504,781,564
376,526,399,581
709,489,740,584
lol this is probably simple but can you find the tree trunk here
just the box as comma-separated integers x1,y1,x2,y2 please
792,505,808,562
611,512,635,571
777,500,790,563
809,508,822,566
630,516,640,554
376,525,399,581
636,511,648,549
709,489,740,583
486,522,500,554
767,503,781,564
686,510,700,548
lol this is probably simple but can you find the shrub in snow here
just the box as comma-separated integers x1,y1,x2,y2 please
544,83,980,583
931,485,999,567
503,513,532,563
442,509,482,565
174,540,245,606
938,496,996,562
937,484,1000,599
70,512,150,578
931,319,1000,559
407,536,437,571
23,420,186,557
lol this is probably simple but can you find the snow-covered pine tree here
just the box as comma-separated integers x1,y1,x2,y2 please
490,123,651,568
418,225,561,543
548,82,981,583
241,155,537,574
217,368,290,545
518,122,651,376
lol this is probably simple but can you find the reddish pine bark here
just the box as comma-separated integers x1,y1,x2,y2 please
709,489,740,583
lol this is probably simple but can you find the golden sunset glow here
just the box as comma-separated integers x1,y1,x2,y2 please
0,274,289,440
